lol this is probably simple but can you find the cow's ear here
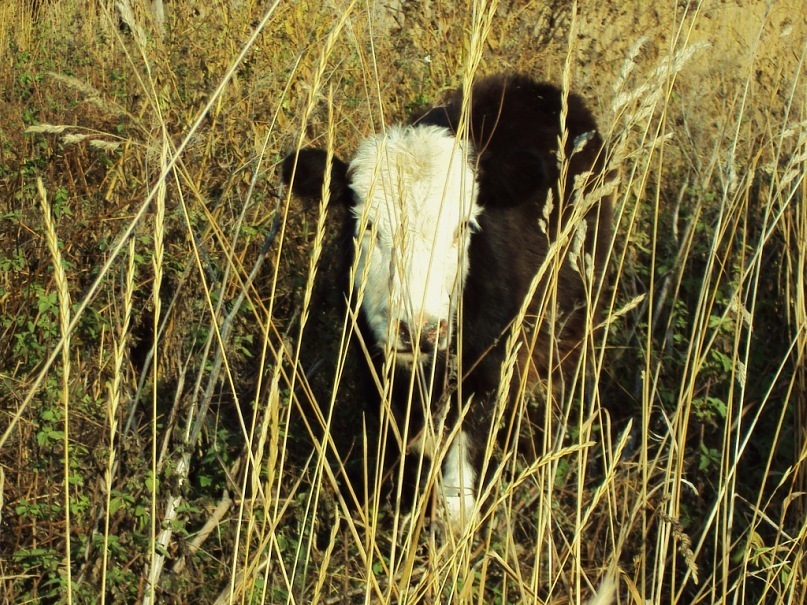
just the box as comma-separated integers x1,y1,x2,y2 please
412,105,458,134
479,148,549,208
282,148,350,206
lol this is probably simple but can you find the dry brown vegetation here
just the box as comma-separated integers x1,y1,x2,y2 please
0,1,805,603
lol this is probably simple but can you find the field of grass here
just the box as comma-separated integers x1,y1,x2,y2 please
0,0,805,603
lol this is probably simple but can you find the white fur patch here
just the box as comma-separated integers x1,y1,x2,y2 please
348,125,480,359
440,430,477,536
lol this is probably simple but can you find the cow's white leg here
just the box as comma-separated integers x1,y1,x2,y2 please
440,430,477,536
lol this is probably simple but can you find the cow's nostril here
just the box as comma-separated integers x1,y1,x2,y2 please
421,320,447,352
423,323,438,347
398,322,412,349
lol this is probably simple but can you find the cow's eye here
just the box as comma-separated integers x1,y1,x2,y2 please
362,220,381,244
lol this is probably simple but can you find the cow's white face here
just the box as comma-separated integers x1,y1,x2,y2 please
348,125,480,364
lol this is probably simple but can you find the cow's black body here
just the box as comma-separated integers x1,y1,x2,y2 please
282,73,612,529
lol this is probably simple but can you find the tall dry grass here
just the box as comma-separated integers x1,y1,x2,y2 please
0,0,804,604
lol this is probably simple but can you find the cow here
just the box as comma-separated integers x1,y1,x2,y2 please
282,73,612,537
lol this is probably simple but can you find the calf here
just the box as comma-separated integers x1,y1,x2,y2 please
282,73,612,536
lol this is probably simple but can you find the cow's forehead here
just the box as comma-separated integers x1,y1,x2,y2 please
348,125,478,230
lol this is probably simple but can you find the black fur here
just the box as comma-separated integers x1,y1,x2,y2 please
281,147,349,205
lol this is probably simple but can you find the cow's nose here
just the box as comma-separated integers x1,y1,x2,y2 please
399,320,448,353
